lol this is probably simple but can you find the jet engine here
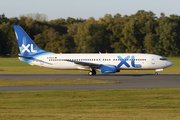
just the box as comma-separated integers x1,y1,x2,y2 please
100,65,120,73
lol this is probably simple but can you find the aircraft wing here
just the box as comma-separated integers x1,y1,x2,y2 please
66,60,102,69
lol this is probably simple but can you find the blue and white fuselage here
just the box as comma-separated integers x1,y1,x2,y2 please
14,25,173,75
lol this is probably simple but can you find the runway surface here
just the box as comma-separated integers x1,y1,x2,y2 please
0,74,180,91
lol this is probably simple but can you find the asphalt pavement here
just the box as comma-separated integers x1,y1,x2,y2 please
0,74,180,91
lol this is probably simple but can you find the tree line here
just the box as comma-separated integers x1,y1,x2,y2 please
0,10,180,57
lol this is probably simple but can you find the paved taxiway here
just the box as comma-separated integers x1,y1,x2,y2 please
0,74,180,91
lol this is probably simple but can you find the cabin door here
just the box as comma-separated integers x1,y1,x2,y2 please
151,56,155,64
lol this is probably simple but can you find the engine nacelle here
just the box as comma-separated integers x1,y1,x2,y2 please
100,65,119,73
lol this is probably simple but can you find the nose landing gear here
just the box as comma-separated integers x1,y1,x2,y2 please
155,69,163,75
155,72,158,75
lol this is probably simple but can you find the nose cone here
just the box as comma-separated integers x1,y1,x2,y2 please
166,61,173,67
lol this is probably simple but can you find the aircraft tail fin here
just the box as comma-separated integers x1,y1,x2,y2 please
14,25,43,55
14,25,52,63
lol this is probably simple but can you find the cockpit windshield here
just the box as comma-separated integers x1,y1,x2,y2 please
160,57,167,61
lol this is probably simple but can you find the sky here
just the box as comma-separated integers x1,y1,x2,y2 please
1,0,180,21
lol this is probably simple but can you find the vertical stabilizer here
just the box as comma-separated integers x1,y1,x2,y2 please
14,25,53,63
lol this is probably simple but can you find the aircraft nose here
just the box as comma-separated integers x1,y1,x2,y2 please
166,61,173,67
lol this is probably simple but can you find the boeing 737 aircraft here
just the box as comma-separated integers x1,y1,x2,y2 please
14,25,173,75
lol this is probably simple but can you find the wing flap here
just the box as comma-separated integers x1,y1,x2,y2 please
66,60,102,69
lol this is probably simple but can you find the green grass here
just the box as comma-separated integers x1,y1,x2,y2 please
0,80,114,86
0,88,180,120
0,57,179,74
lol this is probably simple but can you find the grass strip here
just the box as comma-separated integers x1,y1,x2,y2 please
0,88,180,120
0,80,115,86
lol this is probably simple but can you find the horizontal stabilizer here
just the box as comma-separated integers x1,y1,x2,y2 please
6,54,32,59
18,55,32,59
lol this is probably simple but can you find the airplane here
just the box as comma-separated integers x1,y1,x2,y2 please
13,25,173,76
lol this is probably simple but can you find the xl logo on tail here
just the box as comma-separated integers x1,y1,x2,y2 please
22,44,37,53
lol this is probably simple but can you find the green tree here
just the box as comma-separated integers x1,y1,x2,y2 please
49,18,67,35
121,19,139,53
143,20,157,53
133,10,157,53
107,15,127,53
155,17,180,56
73,17,112,53
0,22,10,55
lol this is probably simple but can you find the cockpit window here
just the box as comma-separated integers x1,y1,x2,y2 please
160,57,167,60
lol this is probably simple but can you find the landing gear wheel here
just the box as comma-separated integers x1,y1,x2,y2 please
92,70,96,75
88,70,96,76
88,71,93,76
155,72,158,75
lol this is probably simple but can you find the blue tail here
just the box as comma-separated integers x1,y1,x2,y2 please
14,25,53,63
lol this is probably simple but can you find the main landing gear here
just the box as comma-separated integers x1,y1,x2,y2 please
88,69,96,76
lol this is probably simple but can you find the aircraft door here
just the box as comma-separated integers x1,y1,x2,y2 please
151,56,155,64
